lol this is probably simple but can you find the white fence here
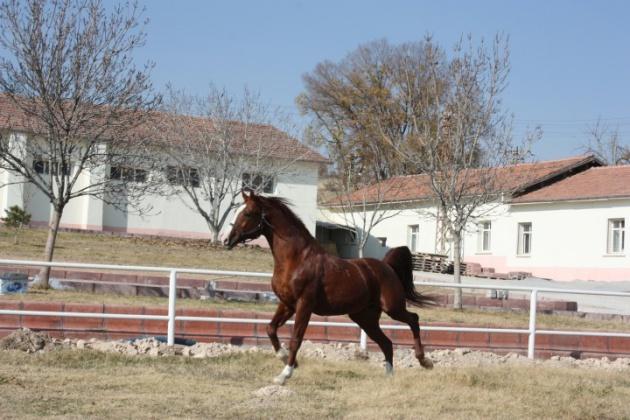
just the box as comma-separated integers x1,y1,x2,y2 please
1,258,630,359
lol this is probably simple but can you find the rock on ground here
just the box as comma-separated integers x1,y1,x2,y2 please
0,328,56,353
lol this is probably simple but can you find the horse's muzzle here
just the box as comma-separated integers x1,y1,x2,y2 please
224,235,238,250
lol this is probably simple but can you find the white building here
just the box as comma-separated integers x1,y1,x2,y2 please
0,105,326,241
319,155,630,282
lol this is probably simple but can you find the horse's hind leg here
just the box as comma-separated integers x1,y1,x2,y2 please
387,308,433,369
267,302,295,364
349,308,394,374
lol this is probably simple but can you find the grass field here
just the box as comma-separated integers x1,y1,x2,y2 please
0,349,629,419
0,227,274,272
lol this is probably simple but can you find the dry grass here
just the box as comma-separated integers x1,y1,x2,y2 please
2,288,630,333
0,227,274,272
0,349,629,419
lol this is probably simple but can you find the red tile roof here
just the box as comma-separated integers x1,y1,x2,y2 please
511,165,630,203
0,94,327,163
323,155,600,206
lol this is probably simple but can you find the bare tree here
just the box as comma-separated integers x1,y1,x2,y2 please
582,118,629,165
156,86,310,244
395,34,540,309
0,0,159,287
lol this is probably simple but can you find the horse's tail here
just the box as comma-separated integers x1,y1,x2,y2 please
383,246,436,308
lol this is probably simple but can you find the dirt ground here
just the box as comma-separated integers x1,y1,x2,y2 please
3,328,629,371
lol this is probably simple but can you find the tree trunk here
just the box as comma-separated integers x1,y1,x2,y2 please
452,231,463,310
358,232,365,258
209,225,221,245
437,205,448,254
35,207,63,289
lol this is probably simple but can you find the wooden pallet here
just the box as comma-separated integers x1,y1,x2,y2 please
411,252,469,274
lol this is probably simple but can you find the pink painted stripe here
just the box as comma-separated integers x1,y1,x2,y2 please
465,255,630,282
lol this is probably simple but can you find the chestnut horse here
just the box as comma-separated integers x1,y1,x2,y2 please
225,190,434,385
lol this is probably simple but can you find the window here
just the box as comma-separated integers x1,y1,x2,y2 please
242,172,275,194
478,221,491,252
377,237,387,247
32,158,71,176
33,159,48,174
166,166,200,188
607,218,625,254
517,222,532,255
408,225,419,252
110,167,147,183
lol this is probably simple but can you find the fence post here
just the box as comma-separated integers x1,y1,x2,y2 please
167,270,177,346
527,288,538,359
360,330,367,351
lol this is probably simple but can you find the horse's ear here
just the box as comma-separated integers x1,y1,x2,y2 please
242,188,255,201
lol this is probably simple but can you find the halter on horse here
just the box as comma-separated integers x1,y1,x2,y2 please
225,190,434,385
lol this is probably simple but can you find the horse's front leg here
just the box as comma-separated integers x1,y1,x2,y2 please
273,299,312,385
267,302,295,364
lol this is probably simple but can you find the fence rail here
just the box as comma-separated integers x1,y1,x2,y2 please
1,258,630,359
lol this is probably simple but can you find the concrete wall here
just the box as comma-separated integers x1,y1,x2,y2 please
101,160,320,240
463,199,630,282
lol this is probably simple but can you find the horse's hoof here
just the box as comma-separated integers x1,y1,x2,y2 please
384,361,394,376
420,357,434,369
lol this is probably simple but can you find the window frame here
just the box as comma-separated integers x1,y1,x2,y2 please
110,166,147,184
477,221,492,253
166,166,200,188
407,224,419,253
607,218,625,255
242,172,275,194
32,158,72,176
517,222,532,256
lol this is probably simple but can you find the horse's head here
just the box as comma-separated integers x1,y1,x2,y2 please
224,189,266,249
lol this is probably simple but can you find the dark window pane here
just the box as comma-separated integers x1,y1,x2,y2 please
135,169,147,183
122,168,135,182
110,167,122,180
33,160,46,174
189,168,200,188
60,162,71,176
167,166,179,184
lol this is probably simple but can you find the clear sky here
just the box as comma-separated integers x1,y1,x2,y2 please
136,0,630,160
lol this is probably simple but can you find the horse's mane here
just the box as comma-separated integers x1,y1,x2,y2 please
261,196,311,236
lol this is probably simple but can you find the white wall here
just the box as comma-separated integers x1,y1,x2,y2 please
101,160,321,240
463,199,630,281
